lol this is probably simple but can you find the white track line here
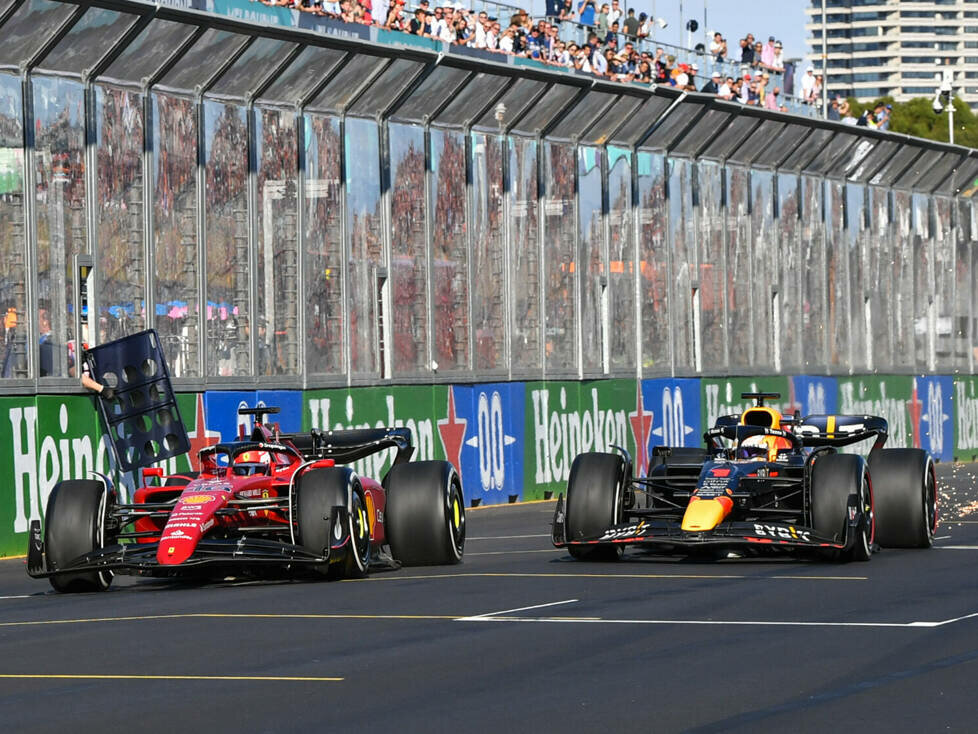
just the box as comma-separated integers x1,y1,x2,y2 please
936,545,978,550
457,611,978,629
467,534,551,540
458,599,578,621
0,596,31,600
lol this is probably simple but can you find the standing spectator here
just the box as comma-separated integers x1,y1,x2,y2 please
875,103,891,130
558,0,575,21
498,25,515,52
760,36,776,70
545,0,561,20
739,73,751,104
770,40,784,72
839,99,857,125
573,46,592,72
636,59,652,82
751,40,763,68
595,3,609,37
801,66,816,102
430,6,449,40
710,32,726,62
739,37,753,65
607,0,622,25
473,10,489,47
373,0,389,28
701,70,720,94
592,47,610,76
384,0,404,29
637,12,651,40
453,15,471,44
578,0,595,27
809,73,823,105
623,8,639,37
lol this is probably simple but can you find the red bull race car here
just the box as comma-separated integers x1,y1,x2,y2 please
552,392,937,562
29,405,466,592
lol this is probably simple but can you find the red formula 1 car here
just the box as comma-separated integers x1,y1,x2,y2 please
28,406,466,592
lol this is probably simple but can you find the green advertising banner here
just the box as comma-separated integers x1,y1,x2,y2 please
836,375,914,448
700,377,791,430
523,379,640,500
954,377,978,461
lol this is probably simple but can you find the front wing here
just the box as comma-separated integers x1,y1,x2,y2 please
27,508,354,579
551,496,853,554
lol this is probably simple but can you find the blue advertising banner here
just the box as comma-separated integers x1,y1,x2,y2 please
912,375,953,462
447,382,525,506
640,378,702,474
788,376,838,417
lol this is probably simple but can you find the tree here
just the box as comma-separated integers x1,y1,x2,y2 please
844,95,978,147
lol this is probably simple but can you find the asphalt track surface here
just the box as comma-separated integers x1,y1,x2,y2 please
2,465,978,733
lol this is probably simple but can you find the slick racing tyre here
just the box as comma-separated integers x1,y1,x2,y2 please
386,461,465,566
164,471,199,487
868,448,937,549
811,453,873,562
45,480,114,592
294,467,370,579
565,452,625,562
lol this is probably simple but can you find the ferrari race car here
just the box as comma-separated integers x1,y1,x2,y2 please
28,406,466,592
552,392,937,562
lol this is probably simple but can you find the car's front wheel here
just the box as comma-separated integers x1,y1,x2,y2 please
45,480,114,592
564,452,625,562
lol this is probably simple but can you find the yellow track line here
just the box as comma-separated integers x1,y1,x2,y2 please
0,674,341,682
468,499,557,511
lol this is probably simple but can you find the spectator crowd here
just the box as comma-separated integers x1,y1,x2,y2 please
259,0,798,106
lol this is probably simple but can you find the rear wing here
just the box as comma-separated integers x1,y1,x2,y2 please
278,427,415,466
796,415,888,451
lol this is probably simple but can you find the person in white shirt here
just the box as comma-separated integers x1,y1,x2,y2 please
770,40,784,72
607,0,621,25
430,7,449,41
592,48,609,75
473,10,489,48
718,77,733,100
801,66,816,101
739,74,751,104
498,26,515,53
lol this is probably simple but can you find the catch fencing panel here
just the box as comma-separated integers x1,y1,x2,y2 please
1,0,976,394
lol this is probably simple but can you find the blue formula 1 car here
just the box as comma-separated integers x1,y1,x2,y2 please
552,392,937,562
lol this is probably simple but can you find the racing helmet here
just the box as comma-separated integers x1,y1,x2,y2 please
739,406,790,461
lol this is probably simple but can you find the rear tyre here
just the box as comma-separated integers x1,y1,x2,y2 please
45,480,113,592
565,452,625,562
811,454,872,562
869,449,937,549
294,467,369,579
386,461,465,566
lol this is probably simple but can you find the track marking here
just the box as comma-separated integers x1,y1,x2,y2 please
935,535,952,540
468,534,551,540
458,599,578,621
465,549,565,556
0,595,31,600
0,674,342,682
456,612,978,629
0,612,459,628
348,571,867,582
936,545,978,550
468,499,556,511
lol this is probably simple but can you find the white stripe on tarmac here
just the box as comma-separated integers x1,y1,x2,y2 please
467,534,551,540
0,596,31,600
456,610,978,629
936,545,978,550
459,599,578,621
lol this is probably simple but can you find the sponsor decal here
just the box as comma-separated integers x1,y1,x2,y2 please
201,519,215,533
186,394,221,471
753,523,811,542
180,495,214,505
955,379,978,453
437,387,467,476
838,378,910,448
711,468,731,477
628,383,653,476
599,521,648,541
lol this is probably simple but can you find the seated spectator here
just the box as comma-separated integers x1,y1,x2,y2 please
718,75,734,100
746,79,760,105
701,69,720,94
839,99,857,125
573,46,592,72
604,20,620,45
623,8,639,38
827,97,841,121
875,103,891,130
498,25,515,52
453,16,471,43
384,0,405,29
764,85,780,111
688,62,699,89
739,74,751,103
408,7,429,35
322,0,341,17
636,59,652,82
710,32,726,61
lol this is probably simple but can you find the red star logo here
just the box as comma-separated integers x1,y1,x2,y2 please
907,379,923,449
186,394,221,471
437,387,467,475
628,384,654,477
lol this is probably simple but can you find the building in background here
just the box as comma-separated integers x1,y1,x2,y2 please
805,0,978,107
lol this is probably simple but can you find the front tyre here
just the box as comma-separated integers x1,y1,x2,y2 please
45,480,114,592
386,461,465,566
811,453,873,562
869,449,937,549
294,467,370,579
565,452,625,562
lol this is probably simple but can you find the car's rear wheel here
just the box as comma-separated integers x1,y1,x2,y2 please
811,453,872,562
294,467,369,579
869,448,937,548
565,452,625,562
386,461,465,566
45,480,114,592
